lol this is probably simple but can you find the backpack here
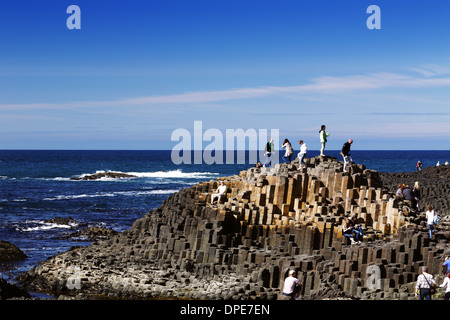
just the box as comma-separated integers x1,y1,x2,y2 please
434,215,441,224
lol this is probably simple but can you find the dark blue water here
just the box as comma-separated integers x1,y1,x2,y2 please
0,150,449,282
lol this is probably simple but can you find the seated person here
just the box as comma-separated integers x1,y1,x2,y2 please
342,215,364,244
283,270,302,300
210,181,227,204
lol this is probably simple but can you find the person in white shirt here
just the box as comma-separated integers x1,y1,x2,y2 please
415,266,436,300
297,140,307,169
425,205,436,239
282,139,294,163
211,181,227,204
283,270,302,300
439,272,450,300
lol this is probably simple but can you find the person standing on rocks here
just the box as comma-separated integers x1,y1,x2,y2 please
415,266,436,300
425,205,436,239
297,140,307,169
282,139,294,163
416,160,422,172
439,272,450,300
282,270,302,300
412,181,421,211
402,184,415,208
319,125,330,156
340,139,353,173
263,138,274,167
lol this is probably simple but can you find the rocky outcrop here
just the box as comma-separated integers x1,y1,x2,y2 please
0,277,31,300
67,226,118,241
70,171,136,180
379,165,450,216
18,157,450,300
0,241,27,262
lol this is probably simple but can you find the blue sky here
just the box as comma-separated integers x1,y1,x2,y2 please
0,0,449,150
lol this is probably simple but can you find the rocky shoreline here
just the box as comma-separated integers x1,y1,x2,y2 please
2,157,449,300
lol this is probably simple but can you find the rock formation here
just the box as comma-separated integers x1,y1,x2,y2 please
18,157,450,300
0,277,31,300
0,241,27,262
70,171,136,180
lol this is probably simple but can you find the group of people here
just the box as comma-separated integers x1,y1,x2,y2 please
263,137,308,168
262,125,354,173
395,182,421,211
283,256,450,300
436,160,449,166
417,160,449,172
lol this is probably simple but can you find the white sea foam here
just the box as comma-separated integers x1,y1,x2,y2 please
43,189,180,201
75,169,219,180
17,220,78,232
129,169,219,179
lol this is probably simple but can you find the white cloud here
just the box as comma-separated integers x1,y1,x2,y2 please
1,67,450,111
408,62,450,77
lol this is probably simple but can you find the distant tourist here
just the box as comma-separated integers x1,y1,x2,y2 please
282,139,294,163
263,138,274,167
412,181,421,211
210,181,227,204
425,205,436,239
445,161,449,165
297,140,307,169
436,161,440,166
415,266,436,300
416,160,422,172
340,139,353,173
439,272,450,300
319,125,330,156
282,270,302,300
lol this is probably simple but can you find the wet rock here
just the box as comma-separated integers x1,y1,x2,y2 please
70,172,136,180
0,241,27,262
43,217,76,226
68,226,118,241
0,277,31,300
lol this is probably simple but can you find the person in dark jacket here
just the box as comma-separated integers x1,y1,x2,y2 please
263,138,274,167
340,139,353,172
402,185,417,210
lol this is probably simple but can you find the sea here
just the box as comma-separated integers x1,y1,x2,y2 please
1,149,449,291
